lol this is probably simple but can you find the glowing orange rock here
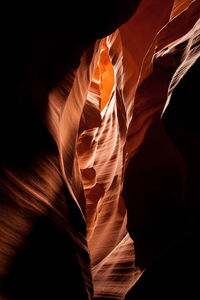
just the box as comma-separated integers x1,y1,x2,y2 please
77,1,200,298
0,1,200,299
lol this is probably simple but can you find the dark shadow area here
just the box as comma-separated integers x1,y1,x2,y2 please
125,58,200,299
125,229,200,299
1,217,89,300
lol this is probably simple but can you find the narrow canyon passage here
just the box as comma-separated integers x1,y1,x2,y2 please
0,1,199,299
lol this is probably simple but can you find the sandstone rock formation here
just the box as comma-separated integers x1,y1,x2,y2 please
0,1,199,299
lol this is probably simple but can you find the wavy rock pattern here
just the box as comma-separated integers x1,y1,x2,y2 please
0,1,199,299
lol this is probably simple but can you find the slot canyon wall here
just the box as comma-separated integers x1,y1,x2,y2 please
0,1,200,299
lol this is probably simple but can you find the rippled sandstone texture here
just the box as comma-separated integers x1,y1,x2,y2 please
0,1,199,299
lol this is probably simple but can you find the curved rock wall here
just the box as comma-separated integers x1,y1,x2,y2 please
0,1,199,299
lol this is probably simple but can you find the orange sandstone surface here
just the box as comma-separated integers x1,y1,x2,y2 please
0,1,200,299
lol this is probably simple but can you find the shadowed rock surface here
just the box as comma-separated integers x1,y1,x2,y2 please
0,1,199,299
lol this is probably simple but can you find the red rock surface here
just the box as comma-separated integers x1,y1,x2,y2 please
0,1,199,299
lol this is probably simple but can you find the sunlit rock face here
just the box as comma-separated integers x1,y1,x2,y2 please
0,1,199,299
